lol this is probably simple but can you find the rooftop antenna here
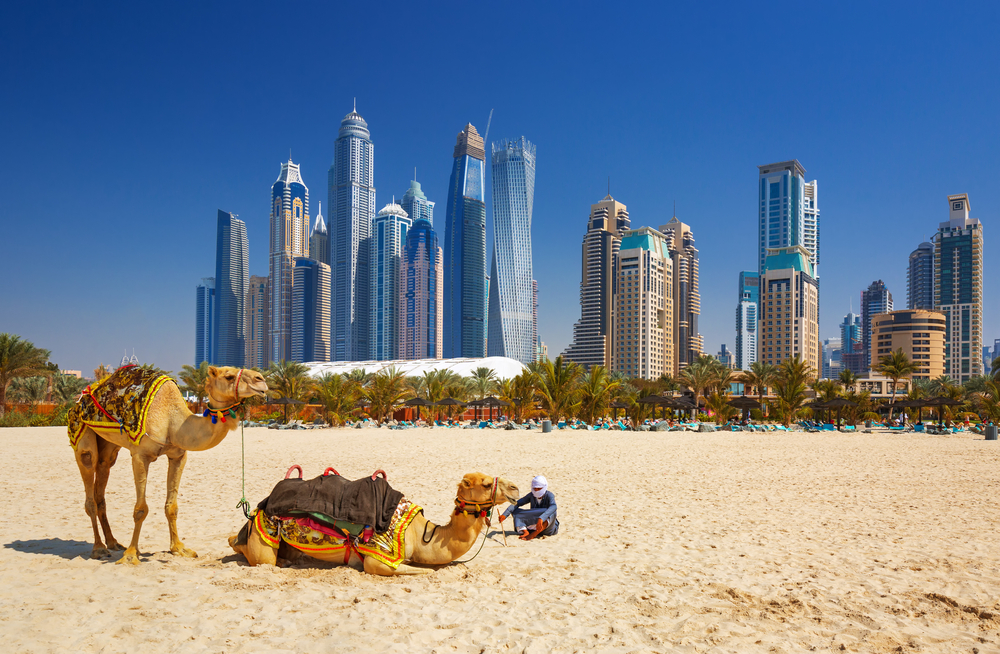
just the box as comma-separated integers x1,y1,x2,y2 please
353,97,356,112
608,177,611,197
414,167,417,182
483,108,494,143
673,200,676,218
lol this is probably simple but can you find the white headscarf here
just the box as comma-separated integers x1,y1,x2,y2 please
531,475,548,499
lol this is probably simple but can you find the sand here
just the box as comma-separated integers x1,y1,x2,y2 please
2,425,1000,653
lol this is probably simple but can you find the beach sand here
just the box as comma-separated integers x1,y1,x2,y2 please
2,425,1000,653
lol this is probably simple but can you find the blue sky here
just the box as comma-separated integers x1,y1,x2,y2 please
1,1,997,375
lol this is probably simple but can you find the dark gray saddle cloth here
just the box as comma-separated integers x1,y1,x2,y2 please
258,474,404,533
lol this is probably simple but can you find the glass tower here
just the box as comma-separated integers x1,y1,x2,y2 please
371,202,411,361
244,275,268,369
757,160,819,275
443,123,487,358
934,193,984,382
195,277,215,366
214,210,249,367
329,105,375,361
309,201,329,265
291,258,331,363
399,217,443,360
860,280,893,371
735,271,759,371
661,216,703,371
907,241,934,310
269,159,310,365
487,137,536,364
400,179,434,227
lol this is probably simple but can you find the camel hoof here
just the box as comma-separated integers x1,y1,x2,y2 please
108,541,126,551
171,544,198,558
91,547,111,559
117,549,141,565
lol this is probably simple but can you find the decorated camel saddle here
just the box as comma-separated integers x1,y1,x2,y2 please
68,365,174,450
237,466,423,571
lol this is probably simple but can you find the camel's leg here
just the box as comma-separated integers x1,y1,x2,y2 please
228,523,278,567
119,452,154,565
363,557,431,576
73,429,111,559
165,451,197,558
94,438,124,551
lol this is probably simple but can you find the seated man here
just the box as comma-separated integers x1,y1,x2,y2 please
499,475,559,540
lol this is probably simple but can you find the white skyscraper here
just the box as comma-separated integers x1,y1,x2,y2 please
487,137,536,364
757,160,820,276
371,201,411,361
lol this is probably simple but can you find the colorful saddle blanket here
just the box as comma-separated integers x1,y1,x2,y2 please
252,499,423,570
67,366,174,450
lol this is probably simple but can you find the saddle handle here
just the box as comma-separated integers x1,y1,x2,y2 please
285,465,303,479
323,467,340,476
371,469,387,481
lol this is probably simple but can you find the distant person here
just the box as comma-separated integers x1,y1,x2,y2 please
499,475,559,540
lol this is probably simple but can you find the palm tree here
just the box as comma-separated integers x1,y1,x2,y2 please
740,361,777,418
657,373,680,397
972,379,1000,423
0,334,51,416
577,366,619,424
315,373,362,426
678,355,721,412
811,378,843,403
930,374,957,396
876,348,917,419
838,368,859,392
992,356,1000,380
178,361,211,412
365,366,408,425
9,376,48,406
93,364,112,382
51,374,88,404
469,366,498,400
536,355,581,423
772,355,814,427
266,360,314,421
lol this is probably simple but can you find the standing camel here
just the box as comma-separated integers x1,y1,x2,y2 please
69,365,268,564
230,472,518,575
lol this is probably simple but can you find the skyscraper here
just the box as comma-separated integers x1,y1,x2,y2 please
532,279,539,363
757,160,820,275
612,226,674,379
487,137,537,364
443,123,487,358
758,246,820,373
400,178,434,226
269,159,310,365
309,201,329,265
933,193,984,382
871,309,945,380
244,275,268,369
717,344,734,369
822,337,842,380
291,258,331,363
195,277,215,366
907,241,934,310
562,195,630,369
399,217,443,360
735,271,759,371
860,280,893,371
371,201,411,361
661,215,703,371
214,210,249,367
840,312,865,375
329,104,375,361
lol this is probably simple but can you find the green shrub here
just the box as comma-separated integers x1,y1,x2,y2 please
750,408,763,421
0,411,31,428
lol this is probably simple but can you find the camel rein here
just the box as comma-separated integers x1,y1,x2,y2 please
424,477,504,564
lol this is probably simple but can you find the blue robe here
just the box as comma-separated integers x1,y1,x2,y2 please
502,491,559,536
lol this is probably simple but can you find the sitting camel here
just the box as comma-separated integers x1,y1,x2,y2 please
230,472,518,575
69,365,268,564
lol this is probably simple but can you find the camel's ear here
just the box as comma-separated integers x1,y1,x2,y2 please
208,366,220,378
460,476,472,488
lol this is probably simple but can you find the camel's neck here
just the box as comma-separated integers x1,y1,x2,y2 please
171,412,238,451
410,511,487,566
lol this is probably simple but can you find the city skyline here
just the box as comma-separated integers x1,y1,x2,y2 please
3,4,998,376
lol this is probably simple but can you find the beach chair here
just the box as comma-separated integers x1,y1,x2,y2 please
557,421,566,429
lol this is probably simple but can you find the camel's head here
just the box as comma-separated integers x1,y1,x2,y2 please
457,473,519,507
206,366,269,405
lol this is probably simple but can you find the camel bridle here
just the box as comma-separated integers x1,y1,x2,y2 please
454,476,502,519
204,368,248,423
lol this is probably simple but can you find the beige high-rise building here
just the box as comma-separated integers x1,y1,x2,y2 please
659,216,702,372
612,227,674,379
563,195,630,369
871,310,946,380
244,275,269,369
933,193,984,382
759,245,820,373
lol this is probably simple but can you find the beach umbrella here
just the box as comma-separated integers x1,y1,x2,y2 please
668,396,698,420
823,397,858,429
890,398,926,423
479,396,511,421
436,397,467,421
637,395,668,420
728,395,762,421
609,400,629,421
806,399,830,423
404,397,434,421
924,396,965,425
269,396,305,422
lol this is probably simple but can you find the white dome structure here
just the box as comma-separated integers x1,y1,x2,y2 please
304,356,527,380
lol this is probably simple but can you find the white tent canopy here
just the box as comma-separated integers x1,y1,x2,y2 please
304,356,528,381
